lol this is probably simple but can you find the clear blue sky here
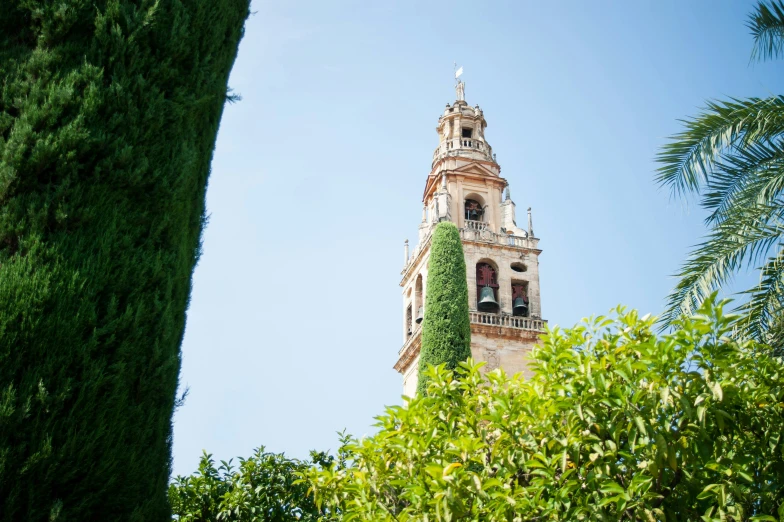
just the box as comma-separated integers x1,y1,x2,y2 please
172,0,783,476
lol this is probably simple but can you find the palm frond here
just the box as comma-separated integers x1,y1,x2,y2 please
661,209,784,327
656,96,784,196
737,247,784,348
703,139,784,224
749,0,784,62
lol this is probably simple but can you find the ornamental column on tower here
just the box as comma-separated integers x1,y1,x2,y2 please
396,79,547,397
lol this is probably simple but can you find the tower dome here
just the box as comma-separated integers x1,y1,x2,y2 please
432,82,495,169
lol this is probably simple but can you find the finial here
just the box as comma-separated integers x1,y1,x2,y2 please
527,207,534,238
504,187,511,201
404,239,410,264
421,204,427,223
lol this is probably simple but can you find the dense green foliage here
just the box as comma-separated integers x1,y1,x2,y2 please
0,1,248,520
169,448,329,522
417,221,472,395
657,0,784,350
307,297,784,521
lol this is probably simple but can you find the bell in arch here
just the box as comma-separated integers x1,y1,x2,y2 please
477,286,499,312
415,306,424,324
513,297,529,317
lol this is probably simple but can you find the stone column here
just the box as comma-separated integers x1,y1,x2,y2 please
527,253,542,319
457,178,464,228
490,184,501,234
464,249,477,311
496,264,511,314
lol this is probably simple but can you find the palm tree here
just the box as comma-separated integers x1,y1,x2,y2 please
657,1,784,351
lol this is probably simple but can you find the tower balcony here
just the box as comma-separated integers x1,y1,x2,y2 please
432,137,494,168
459,226,538,250
469,311,546,331
394,311,546,373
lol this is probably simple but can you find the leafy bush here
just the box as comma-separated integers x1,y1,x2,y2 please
170,448,330,522
0,1,248,520
418,221,471,395
307,297,784,521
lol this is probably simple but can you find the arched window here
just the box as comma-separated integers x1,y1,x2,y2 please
465,199,485,222
415,275,424,324
512,282,529,317
476,262,499,313
406,304,413,336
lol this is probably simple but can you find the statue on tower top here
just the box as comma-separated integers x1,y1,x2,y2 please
455,64,465,101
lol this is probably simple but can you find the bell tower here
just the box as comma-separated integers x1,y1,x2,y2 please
396,78,546,396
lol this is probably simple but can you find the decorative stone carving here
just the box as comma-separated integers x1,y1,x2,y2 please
484,348,499,371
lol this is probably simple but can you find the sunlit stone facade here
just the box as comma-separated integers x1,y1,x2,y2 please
396,82,546,396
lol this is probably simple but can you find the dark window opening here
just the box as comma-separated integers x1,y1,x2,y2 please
512,283,529,317
406,305,413,336
511,262,528,273
465,199,484,221
461,127,473,138
476,263,499,313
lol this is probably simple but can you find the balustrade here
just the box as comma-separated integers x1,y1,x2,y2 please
459,227,533,249
469,311,545,331
464,220,488,232
401,312,543,356
432,138,493,163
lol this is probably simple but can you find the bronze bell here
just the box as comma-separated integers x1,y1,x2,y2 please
415,306,424,324
477,286,499,312
513,297,529,317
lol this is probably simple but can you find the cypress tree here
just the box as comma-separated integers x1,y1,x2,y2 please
0,2,249,520
417,222,472,395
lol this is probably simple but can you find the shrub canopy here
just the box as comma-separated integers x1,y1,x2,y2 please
169,448,329,522
307,298,784,521
0,1,248,520
417,221,471,395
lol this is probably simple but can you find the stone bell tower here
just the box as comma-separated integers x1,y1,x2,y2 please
396,78,546,396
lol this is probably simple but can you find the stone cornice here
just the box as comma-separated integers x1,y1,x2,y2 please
422,169,507,203
461,236,542,256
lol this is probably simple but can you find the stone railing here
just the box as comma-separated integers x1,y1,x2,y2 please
459,227,537,250
432,137,493,165
470,311,546,331
464,220,488,232
399,323,422,355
